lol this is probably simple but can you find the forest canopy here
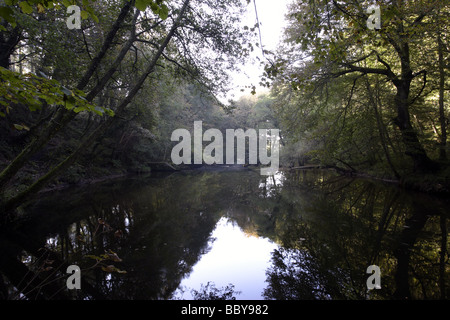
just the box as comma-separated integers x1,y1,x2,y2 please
265,0,449,179
0,0,259,216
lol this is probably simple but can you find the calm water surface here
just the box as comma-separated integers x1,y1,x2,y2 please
0,168,448,300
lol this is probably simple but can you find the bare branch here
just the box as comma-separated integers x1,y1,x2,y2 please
76,0,134,90
410,70,427,106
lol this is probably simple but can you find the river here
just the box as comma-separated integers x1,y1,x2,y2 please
0,168,448,300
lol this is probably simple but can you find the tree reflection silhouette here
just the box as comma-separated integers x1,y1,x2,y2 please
0,169,447,300
262,171,449,300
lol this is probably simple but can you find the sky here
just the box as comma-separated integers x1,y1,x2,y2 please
175,217,278,299
224,0,292,102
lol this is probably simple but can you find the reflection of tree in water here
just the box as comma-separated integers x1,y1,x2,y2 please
0,169,286,300
190,282,241,300
0,169,447,300
262,171,449,300
0,171,241,299
264,248,335,300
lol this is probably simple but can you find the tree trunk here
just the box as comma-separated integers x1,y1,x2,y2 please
2,0,191,217
439,214,447,299
438,31,447,161
365,77,401,179
394,82,436,172
0,1,134,195
384,7,439,173
393,208,429,300
391,28,437,173
0,26,21,69
0,108,73,194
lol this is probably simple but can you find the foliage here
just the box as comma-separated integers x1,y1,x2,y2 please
0,0,171,28
3,169,447,299
190,282,241,300
0,0,256,214
86,249,127,274
266,0,449,176
0,66,114,119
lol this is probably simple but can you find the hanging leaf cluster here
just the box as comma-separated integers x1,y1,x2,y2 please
0,0,170,28
0,0,99,27
0,66,114,118
85,249,127,274
135,0,169,19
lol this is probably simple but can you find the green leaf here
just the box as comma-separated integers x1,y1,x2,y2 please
19,1,33,14
92,107,103,115
105,108,115,117
86,7,99,23
135,0,148,11
91,13,99,23
150,2,158,13
105,251,123,262
80,10,89,19
159,4,168,20
37,3,45,13
73,106,85,113
61,0,71,8
0,6,15,24
101,265,126,273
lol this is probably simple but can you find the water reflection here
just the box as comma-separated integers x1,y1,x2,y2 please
263,171,449,300
176,217,277,300
0,169,448,300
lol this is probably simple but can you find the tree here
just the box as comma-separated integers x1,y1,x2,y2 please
0,0,254,218
266,0,449,174
436,7,449,161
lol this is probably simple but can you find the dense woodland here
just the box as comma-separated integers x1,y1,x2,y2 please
0,0,449,222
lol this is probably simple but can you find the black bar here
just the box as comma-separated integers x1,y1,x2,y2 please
0,300,446,319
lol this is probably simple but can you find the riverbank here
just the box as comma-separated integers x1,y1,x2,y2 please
12,162,450,203
286,164,450,197
35,164,253,194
